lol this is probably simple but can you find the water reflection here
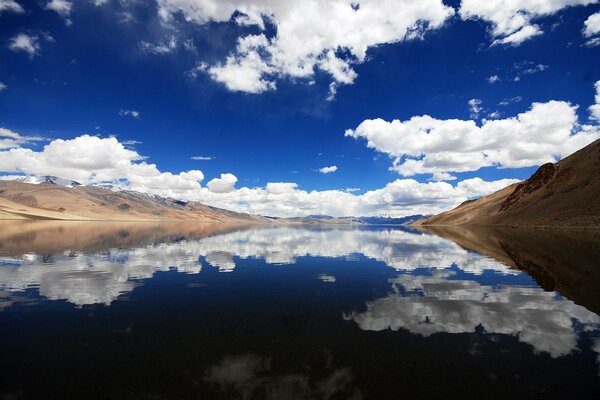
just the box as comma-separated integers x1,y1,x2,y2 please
345,270,600,358
205,354,361,400
1,221,600,398
0,224,517,306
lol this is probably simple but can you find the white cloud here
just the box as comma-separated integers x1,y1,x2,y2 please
583,11,600,37
194,177,519,217
44,0,72,24
8,33,40,58
0,82,6,91
468,98,482,119
585,36,600,46
492,24,543,46
265,182,298,194
0,127,46,150
118,109,140,119
431,172,456,181
191,155,214,161
318,165,338,174
518,62,548,75
590,80,600,121
0,0,24,14
0,134,207,199
0,129,519,217
487,75,500,84
346,92,600,179
140,36,177,54
207,173,238,193
459,0,597,45
158,0,454,94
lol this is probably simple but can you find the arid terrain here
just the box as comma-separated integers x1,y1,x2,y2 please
0,181,270,223
414,139,600,228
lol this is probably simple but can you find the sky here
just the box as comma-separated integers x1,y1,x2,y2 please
0,0,599,217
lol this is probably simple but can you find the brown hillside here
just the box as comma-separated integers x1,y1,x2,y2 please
414,139,600,228
0,181,268,223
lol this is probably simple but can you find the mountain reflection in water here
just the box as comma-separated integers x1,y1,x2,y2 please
0,221,599,399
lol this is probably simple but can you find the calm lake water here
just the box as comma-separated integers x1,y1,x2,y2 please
0,221,599,399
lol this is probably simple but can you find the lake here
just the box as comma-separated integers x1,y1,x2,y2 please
0,221,599,399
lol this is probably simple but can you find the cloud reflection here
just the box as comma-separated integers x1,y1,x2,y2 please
205,354,361,400
345,270,600,358
0,227,517,307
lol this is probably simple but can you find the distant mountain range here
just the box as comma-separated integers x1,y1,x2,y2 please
14,175,82,188
414,138,600,228
0,179,269,222
0,176,426,224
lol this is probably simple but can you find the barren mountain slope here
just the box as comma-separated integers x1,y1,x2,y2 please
0,181,268,223
415,139,600,228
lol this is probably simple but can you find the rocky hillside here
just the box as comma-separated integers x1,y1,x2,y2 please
414,139,600,228
0,180,269,222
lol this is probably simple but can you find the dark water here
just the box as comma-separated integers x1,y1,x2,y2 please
0,222,599,399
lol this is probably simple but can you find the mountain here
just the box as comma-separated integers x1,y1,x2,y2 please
0,180,270,222
284,215,364,225
14,175,82,187
414,139,600,228
357,215,429,225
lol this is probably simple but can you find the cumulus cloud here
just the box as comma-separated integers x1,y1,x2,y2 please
318,165,338,174
459,0,597,45
583,11,600,38
346,95,600,179
118,109,140,119
158,0,454,94
194,177,519,217
591,80,600,121
265,182,298,194
207,173,238,193
0,128,519,217
44,0,73,24
8,33,40,58
0,0,23,14
0,134,208,199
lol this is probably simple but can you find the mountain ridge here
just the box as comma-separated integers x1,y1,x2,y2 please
413,139,600,228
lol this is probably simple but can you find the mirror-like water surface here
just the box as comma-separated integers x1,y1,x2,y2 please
0,222,599,399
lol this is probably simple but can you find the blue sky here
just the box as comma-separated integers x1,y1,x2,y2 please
0,0,599,217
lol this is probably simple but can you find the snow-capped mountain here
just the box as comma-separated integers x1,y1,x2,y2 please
14,175,82,188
